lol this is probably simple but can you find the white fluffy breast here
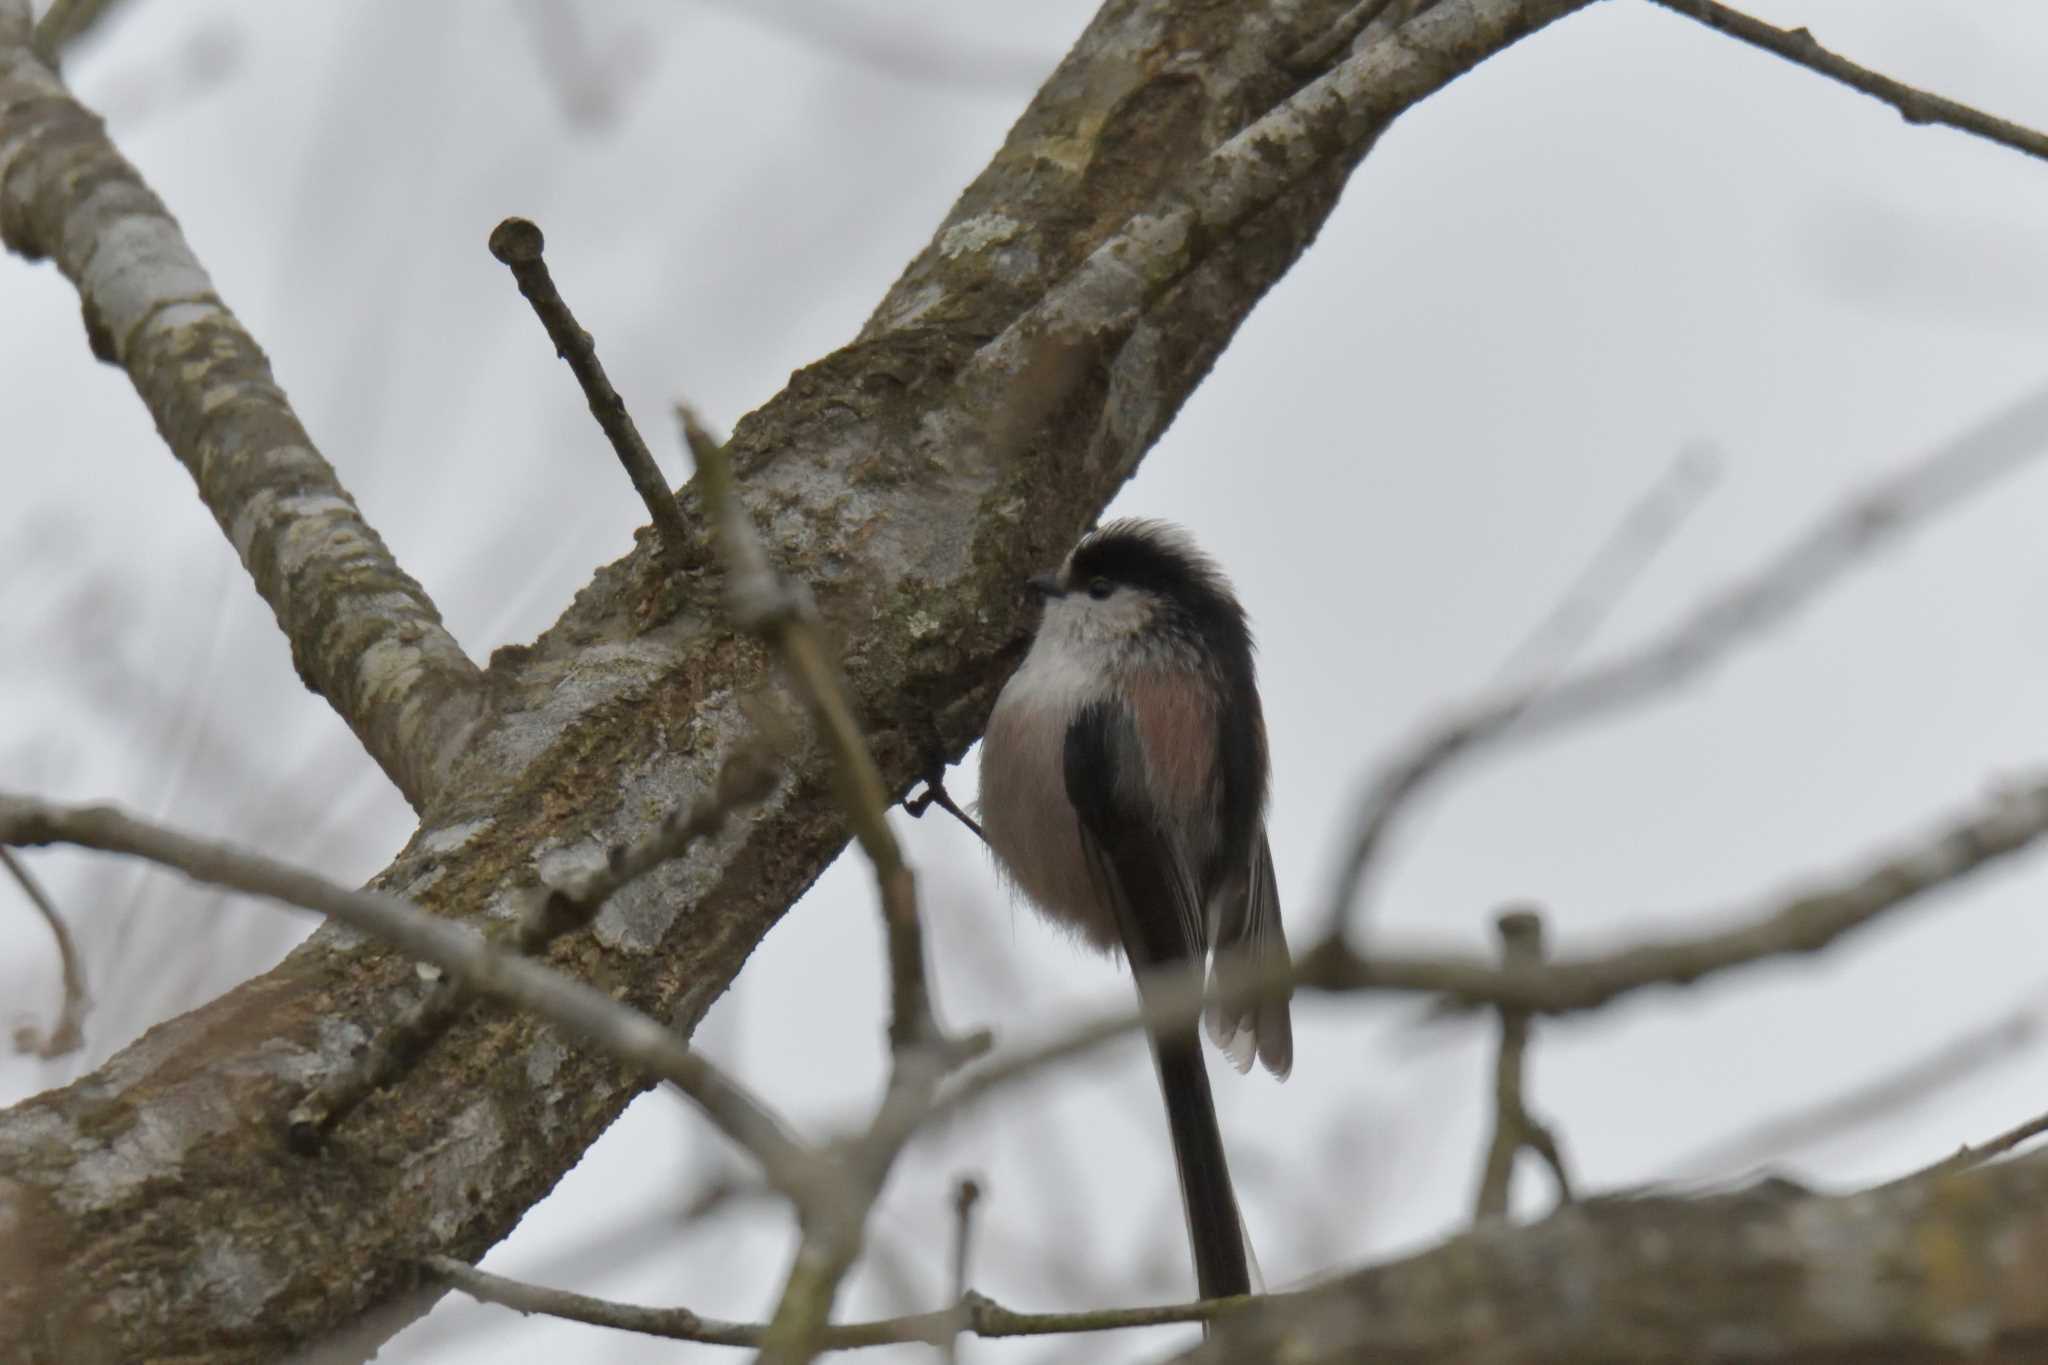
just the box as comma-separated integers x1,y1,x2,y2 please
977,627,1122,949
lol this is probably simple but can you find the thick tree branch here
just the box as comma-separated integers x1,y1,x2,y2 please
1651,0,2048,167
1176,1156,2048,1363
283,744,782,1149
0,794,818,1195
0,22,486,811
0,2,1611,1358
441,1141,2048,1363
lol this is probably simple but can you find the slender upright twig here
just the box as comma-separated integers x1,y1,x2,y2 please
684,417,939,1055
1473,908,1571,1220
489,216,693,570
942,1177,983,1365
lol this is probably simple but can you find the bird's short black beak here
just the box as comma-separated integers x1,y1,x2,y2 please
1027,573,1063,600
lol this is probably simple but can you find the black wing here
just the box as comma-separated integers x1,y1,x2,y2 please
1063,698,1250,1300
1062,700,1205,974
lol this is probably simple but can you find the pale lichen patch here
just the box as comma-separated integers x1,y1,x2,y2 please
270,493,365,580
939,212,1021,259
60,1099,215,1215
185,1236,286,1330
408,1098,506,1242
526,1033,568,1090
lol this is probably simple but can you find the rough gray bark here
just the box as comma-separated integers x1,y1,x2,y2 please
0,16,485,812
0,0,1597,1359
1176,1155,2048,1363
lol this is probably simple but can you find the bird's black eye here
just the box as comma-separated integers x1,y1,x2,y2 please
1086,578,1114,600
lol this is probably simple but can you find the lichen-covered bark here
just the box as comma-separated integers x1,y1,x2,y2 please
1177,1161,2048,1363
0,1,1598,1359
0,23,484,813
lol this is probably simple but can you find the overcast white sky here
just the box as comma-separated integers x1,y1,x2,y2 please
7,2,2048,1361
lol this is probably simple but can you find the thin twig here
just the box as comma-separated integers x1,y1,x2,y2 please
1651,0,2048,168
424,1256,1250,1350
687,413,981,1363
942,1177,984,1365
1474,907,1571,1220
937,775,2048,1120
1324,377,2048,941
0,793,818,1197
684,418,939,1055
489,216,692,570
1,22,487,812
1486,447,1719,691
1668,993,2044,1180
2,846,88,1058
284,746,779,1148
1899,1109,2048,1185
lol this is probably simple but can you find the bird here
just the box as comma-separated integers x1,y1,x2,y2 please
977,518,1292,1302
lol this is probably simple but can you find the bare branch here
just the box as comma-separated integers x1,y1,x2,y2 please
28,0,129,64
0,794,817,1197
1473,907,1572,1221
424,1256,1249,1350
0,31,486,811
943,775,2048,1117
1486,447,1718,691
942,1177,984,1365
283,745,781,1149
1897,1108,2048,1185
964,0,1599,397
1670,992,2045,1180
1324,377,2048,938
488,217,693,570
0,2,1682,1353
689,417,981,1363
688,426,938,1056
1651,0,2048,167
1311,774,2048,1010
2,846,88,1058
1171,1158,2048,1363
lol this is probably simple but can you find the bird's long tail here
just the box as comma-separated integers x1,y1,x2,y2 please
1150,1025,1251,1301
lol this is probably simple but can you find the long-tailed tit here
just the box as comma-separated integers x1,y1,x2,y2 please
978,519,1292,1301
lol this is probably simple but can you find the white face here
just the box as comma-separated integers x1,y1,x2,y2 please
1036,576,1159,655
